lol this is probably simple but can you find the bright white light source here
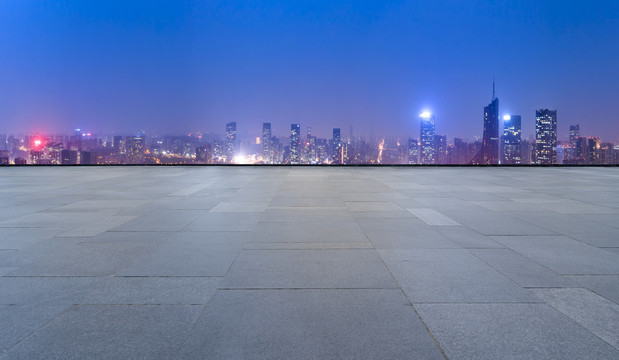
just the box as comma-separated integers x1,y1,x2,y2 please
503,115,511,121
420,111,432,119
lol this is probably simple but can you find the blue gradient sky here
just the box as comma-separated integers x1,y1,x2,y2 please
1,0,618,142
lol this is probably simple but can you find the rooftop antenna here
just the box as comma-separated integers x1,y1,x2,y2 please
492,76,496,99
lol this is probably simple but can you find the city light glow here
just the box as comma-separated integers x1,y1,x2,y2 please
420,111,432,119
503,115,511,121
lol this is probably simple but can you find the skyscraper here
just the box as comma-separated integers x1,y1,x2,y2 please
502,115,522,164
535,109,558,164
332,128,342,164
419,112,435,164
225,122,237,162
568,124,580,162
407,138,419,164
290,124,300,164
480,83,499,164
307,127,316,164
262,123,272,163
434,135,447,164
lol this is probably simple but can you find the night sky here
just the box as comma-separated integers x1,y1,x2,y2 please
1,1,618,142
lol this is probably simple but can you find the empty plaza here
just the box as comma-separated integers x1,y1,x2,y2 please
0,166,618,359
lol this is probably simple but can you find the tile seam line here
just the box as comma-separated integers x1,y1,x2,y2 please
358,220,449,360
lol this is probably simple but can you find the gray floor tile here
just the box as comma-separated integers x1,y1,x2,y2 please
470,248,577,287
1,305,204,360
407,208,460,225
184,212,261,232
359,218,460,249
416,303,619,360
118,232,247,276
379,249,540,303
531,288,619,349
567,275,619,304
178,289,444,360
492,236,619,275
75,277,221,305
110,209,204,232
222,249,397,289
210,201,269,212
435,226,504,248
250,222,368,243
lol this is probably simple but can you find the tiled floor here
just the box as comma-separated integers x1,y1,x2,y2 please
0,166,618,359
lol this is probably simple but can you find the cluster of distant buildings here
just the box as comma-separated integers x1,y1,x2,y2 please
1,89,618,165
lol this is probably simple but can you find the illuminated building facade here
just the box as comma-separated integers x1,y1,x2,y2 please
502,115,521,164
535,109,558,164
262,123,272,163
225,122,237,162
290,124,300,164
420,112,435,164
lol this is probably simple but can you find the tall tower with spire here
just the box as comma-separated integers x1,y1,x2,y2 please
473,81,500,164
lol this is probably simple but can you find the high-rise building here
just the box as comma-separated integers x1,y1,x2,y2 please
502,115,522,164
434,135,447,164
225,122,237,162
306,127,316,164
407,138,419,164
568,124,581,162
419,112,435,164
262,123,272,163
479,83,499,164
535,109,558,164
332,128,342,164
290,124,300,164
61,150,78,165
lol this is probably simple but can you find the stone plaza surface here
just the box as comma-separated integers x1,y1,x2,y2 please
0,166,618,360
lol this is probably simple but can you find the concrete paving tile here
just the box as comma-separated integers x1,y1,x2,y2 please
110,209,204,232
184,212,261,232
339,192,408,201
118,232,247,276
359,218,460,249
0,302,70,353
345,201,403,212
178,289,444,360
416,303,619,360
210,201,269,212
407,208,460,225
531,288,619,349
435,226,504,248
567,275,619,304
0,212,108,229
269,197,345,208
7,241,159,277
1,305,204,360
351,210,415,219
57,216,137,237
512,212,619,247
492,236,619,275
470,248,577,287
259,208,356,223
0,267,18,276
74,277,221,305
443,210,558,236
243,242,373,250
379,249,540,303
250,222,368,243
222,249,397,289
0,228,65,250
0,277,98,306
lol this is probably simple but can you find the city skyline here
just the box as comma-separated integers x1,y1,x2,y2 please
1,1,619,141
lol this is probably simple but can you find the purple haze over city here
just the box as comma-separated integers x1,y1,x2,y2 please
1,0,618,142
